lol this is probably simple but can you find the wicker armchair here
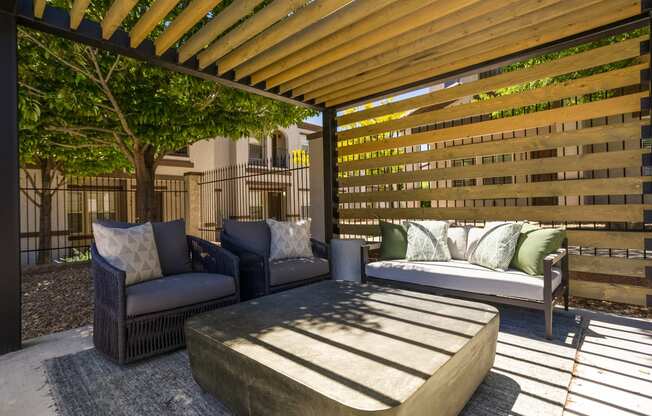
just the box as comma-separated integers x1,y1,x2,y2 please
91,236,240,364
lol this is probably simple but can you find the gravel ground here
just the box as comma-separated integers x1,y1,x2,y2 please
20,264,650,340
21,264,93,340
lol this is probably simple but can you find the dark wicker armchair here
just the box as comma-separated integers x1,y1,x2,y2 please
91,236,240,364
220,220,330,300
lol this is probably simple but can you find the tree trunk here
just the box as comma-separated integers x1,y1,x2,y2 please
37,159,54,265
134,146,160,223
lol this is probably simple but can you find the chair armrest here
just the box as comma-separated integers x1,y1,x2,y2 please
91,244,126,316
542,240,569,304
543,248,567,267
311,238,329,259
188,236,240,299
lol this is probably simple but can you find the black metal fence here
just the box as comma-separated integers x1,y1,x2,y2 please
20,169,186,265
199,154,311,241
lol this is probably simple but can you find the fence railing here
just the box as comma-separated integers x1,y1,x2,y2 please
199,155,310,241
20,170,186,265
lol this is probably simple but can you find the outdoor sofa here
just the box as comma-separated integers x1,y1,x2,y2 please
220,219,330,300
363,225,569,339
91,219,239,364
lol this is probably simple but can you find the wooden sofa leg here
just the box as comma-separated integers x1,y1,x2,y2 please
544,303,553,340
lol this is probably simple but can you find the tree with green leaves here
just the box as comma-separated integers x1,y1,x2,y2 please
18,0,315,222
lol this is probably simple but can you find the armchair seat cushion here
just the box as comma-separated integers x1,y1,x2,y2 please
269,257,329,287
126,273,236,317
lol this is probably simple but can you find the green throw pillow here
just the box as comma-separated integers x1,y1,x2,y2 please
510,224,566,276
379,221,407,260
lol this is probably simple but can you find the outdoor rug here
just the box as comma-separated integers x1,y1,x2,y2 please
45,305,582,416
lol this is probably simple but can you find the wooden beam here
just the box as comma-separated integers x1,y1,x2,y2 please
130,0,181,48
338,177,647,204
339,149,647,188
337,36,646,126
325,0,641,106
340,123,643,173
178,0,262,64
570,280,652,306
102,0,139,40
338,205,652,223
291,0,558,98
571,255,652,279
197,0,306,70
250,0,440,86
234,0,397,81
70,0,91,30
338,93,645,157
155,0,222,56
216,0,350,76
33,0,44,18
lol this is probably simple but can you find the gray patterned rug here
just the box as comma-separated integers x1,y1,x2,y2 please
45,305,582,416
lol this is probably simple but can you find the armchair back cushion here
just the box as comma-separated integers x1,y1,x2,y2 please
92,222,162,286
223,220,270,256
94,219,192,276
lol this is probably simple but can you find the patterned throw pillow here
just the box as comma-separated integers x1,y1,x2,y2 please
404,220,451,262
92,222,163,286
447,226,470,260
266,219,313,261
467,223,523,271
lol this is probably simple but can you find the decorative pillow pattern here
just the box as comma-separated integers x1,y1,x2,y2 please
92,222,163,286
379,220,408,260
468,223,523,271
447,226,469,260
266,219,313,261
404,220,451,262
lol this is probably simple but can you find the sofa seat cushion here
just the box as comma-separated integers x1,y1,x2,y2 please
269,257,329,287
126,273,236,317
365,259,561,301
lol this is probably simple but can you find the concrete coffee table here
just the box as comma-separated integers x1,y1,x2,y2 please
186,280,499,416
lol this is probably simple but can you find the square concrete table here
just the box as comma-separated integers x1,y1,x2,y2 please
186,280,499,416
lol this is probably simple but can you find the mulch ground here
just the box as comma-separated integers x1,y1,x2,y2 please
21,263,93,340
21,264,650,340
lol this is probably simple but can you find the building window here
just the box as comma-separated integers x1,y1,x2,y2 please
68,188,120,235
169,146,189,157
248,137,266,166
271,131,288,168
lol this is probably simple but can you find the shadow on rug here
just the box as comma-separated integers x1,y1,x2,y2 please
45,306,582,416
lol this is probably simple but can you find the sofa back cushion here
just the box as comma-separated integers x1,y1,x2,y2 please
404,220,451,262
447,226,469,260
467,223,523,271
223,219,270,256
379,220,408,260
93,222,162,286
266,219,313,261
94,219,191,276
511,224,566,276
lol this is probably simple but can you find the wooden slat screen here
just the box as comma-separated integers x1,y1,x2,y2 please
335,34,652,306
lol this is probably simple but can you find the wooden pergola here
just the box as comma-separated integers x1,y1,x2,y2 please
0,0,649,353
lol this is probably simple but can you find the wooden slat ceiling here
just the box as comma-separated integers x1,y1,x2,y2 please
32,0,643,109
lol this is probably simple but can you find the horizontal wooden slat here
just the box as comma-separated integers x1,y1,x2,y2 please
337,36,647,126
338,205,652,223
70,0,91,30
339,177,646,203
155,0,222,56
567,231,652,250
338,64,645,141
337,93,645,157
570,280,651,306
570,255,652,278
301,0,598,99
326,0,642,106
340,122,643,173
339,148,647,188
338,226,652,252
130,0,181,48
101,0,139,40
34,0,46,18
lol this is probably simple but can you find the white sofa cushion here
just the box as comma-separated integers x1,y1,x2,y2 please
365,259,561,301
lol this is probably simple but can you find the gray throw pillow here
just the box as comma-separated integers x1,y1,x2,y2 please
467,223,523,271
404,220,451,262
151,219,192,276
266,219,313,261
92,222,162,286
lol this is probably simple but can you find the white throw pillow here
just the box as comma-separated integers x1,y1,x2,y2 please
465,227,486,259
92,222,162,286
467,223,523,271
447,226,469,260
404,220,451,262
266,219,313,261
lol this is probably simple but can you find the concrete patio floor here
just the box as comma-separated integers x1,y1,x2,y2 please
0,308,649,416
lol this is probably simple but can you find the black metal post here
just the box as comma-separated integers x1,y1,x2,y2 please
0,7,22,355
322,108,337,241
